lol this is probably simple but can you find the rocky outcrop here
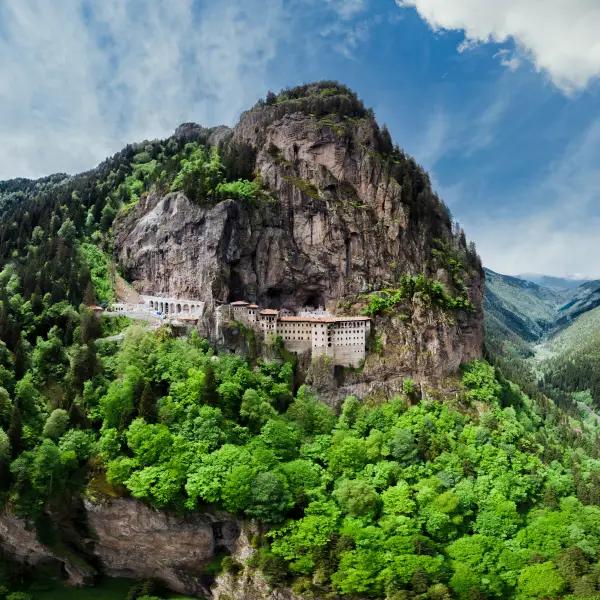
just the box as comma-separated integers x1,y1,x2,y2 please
85,496,240,597
114,83,484,391
0,496,241,597
0,510,96,586
211,523,303,600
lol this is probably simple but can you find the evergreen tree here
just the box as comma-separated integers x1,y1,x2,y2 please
138,383,156,423
7,403,22,457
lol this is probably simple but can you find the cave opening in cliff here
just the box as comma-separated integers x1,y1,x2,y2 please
303,291,325,309
265,287,283,308
227,270,247,304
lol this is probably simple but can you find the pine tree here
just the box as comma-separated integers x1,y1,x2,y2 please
7,403,22,457
138,383,156,422
13,336,29,380
203,362,218,406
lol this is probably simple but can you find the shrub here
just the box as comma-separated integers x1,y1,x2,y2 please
362,274,473,317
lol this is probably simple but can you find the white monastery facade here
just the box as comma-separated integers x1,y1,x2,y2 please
224,300,370,368
108,294,370,367
110,295,204,318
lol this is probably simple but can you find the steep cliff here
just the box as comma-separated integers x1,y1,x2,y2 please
114,83,483,391
0,495,241,597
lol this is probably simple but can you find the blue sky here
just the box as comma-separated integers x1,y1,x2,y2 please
1,0,599,277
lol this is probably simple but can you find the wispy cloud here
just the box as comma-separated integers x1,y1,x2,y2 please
409,87,513,172
0,0,383,180
325,0,367,20
466,118,600,277
0,0,286,179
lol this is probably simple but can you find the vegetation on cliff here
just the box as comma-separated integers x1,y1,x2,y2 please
1,314,600,598
2,82,594,600
363,274,473,318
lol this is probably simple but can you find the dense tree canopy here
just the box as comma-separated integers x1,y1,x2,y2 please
0,100,597,599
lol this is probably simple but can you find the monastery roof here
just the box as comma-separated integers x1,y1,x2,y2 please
259,309,280,315
278,315,370,323
231,300,249,306
248,304,259,309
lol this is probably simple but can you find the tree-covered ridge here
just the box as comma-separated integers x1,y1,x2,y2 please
261,81,370,120
539,305,600,408
484,270,600,414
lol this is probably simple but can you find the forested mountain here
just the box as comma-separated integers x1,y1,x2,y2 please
485,268,600,410
1,83,600,600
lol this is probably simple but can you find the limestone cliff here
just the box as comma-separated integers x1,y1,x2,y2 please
0,496,240,597
114,83,483,391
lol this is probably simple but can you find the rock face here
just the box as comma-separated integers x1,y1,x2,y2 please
114,83,484,391
0,509,96,586
0,497,240,597
85,496,240,597
211,524,303,600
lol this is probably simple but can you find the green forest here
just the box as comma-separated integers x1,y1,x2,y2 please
4,312,600,599
1,84,600,600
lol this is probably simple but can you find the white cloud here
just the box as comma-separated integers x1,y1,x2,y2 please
494,49,521,71
325,0,367,20
464,118,600,278
397,0,600,93
0,0,286,179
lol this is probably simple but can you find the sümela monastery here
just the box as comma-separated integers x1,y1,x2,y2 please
108,295,370,368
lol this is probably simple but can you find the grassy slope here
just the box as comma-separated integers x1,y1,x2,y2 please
545,304,600,353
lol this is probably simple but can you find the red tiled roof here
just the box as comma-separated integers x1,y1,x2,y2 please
259,309,279,315
278,315,370,323
248,304,259,308
231,300,249,306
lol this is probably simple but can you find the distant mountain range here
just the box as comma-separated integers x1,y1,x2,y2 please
486,269,600,341
517,273,593,291
484,268,600,405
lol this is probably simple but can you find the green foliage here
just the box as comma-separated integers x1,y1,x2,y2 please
263,81,369,120
170,144,224,201
363,274,473,317
215,178,261,200
42,408,69,440
169,142,262,204
79,243,114,304
517,561,566,598
461,360,501,403
2,259,600,599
